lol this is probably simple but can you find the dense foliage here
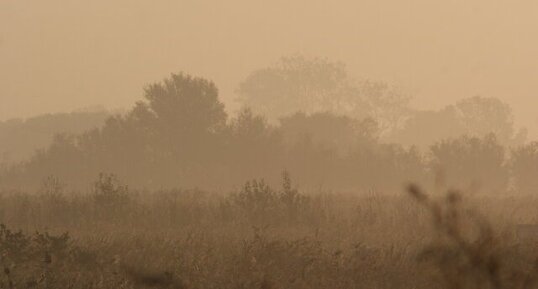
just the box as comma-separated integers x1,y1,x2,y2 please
1,69,535,195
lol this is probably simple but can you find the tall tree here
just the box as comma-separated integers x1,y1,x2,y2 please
237,55,410,135
387,106,465,148
510,142,538,195
144,73,227,136
430,134,508,194
389,96,526,148
454,96,526,146
279,112,378,155
359,81,411,135
237,55,362,121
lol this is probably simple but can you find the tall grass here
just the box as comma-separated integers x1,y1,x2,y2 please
0,174,535,288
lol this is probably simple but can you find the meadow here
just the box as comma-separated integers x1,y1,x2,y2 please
0,173,536,289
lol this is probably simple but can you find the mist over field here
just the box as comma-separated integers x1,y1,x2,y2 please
1,1,538,288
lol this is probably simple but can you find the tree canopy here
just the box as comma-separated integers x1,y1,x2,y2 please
237,55,410,135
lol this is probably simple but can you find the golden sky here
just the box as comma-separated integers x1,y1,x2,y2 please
1,0,537,138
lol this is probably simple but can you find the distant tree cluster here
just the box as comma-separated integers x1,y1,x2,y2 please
387,96,527,148
0,109,110,165
237,55,411,135
0,56,535,195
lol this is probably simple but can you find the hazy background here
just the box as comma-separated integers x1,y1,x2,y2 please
3,3,538,288
1,0,537,138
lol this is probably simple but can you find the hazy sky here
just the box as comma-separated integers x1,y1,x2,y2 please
1,0,537,138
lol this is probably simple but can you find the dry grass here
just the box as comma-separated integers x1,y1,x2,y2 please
0,175,536,288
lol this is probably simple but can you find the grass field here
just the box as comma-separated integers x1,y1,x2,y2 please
0,174,537,289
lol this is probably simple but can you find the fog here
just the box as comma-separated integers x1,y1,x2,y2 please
3,2,538,288
2,0,538,138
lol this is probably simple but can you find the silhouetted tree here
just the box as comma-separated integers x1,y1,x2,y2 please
343,143,425,192
23,133,84,186
6,70,527,196
0,110,109,165
387,106,465,148
238,55,411,136
3,73,230,189
237,55,365,121
76,111,154,186
144,73,227,134
389,96,526,148
430,134,508,194
138,73,228,186
224,108,283,182
279,112,378,155
510,142,538,195
360,81,411,135
454,96,526,146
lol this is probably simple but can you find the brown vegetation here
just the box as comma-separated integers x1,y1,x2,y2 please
0,173,535,288
1,59,537,288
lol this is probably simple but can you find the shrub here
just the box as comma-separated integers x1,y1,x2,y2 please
91,173,131,221
408,184,538,289
230,172,309,225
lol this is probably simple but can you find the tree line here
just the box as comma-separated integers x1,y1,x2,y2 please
0,56,535,195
